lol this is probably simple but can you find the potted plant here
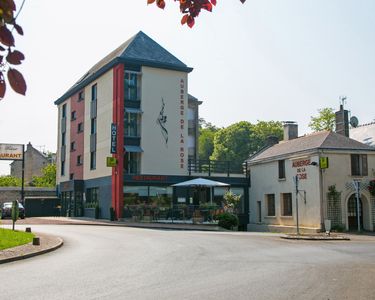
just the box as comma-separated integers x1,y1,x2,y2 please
368,180,375,197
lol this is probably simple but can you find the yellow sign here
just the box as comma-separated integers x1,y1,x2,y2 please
319,157,329,169
106,157,117,167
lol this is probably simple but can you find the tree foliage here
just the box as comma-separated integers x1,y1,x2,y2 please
31,164,56,187
148,0,246,28
309,107,336,132
210,120,283,168
0,175,22,187
198,118,219,160
0,0,26,100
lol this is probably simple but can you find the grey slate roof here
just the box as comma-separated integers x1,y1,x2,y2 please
248,131,375,164
55,31,192,105
350,122,375,147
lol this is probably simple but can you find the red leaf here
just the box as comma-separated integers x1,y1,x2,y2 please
211,0,217,5
14,24,24,36
147,0,155,4
0,25,15,47
6,50,25,65
181,14,189,25
7,68,26,95
0,75,6,100
156,0,165,9
187,16,195,28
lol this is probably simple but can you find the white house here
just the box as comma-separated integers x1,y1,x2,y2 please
247,123,375,233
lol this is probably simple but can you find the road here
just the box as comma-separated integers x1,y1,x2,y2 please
1,225,375,300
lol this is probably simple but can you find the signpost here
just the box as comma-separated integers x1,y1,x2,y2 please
293,175,300,235
353,180,361,232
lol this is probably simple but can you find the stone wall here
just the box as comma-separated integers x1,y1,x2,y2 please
0,187,56,205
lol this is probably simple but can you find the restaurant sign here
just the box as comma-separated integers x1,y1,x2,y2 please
292,158,310,180
0,143,24,161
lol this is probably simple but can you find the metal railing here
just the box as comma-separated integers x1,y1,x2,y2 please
188,159,249,177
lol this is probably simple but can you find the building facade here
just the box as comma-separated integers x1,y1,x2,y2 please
54,32,249,223
10,142,55,184
247,123,375,233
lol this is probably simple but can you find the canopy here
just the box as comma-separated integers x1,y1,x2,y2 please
172,178,230,187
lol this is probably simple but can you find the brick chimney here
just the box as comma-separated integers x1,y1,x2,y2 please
335,105,349,137
283,122,298,141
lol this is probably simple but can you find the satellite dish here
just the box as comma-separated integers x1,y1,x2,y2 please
350,116,359,128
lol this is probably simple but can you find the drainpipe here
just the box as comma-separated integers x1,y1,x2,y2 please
318,151,325,231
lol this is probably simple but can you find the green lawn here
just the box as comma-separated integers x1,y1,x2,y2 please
0,228,35,250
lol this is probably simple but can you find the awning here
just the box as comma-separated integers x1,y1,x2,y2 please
124,145,143,153
125,107,143,114
172,178,230,187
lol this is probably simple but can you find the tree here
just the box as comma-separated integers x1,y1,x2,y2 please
198,118,219,160
309,108,336,132
0,0,26,100
211,121,253,168
0,175,21,187
250,120,283,152
148,0,246,28
210,120,283,168
30,164,56,187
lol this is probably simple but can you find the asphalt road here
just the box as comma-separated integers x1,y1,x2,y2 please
1,225,375,300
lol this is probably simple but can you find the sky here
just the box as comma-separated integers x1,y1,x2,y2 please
0,0,374,174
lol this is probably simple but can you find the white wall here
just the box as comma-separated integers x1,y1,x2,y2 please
140,66,188,176
249,154,321,228
83,70,113,180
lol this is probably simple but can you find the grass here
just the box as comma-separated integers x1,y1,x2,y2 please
0,228,35,250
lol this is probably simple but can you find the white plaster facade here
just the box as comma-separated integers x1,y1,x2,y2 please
248,131,375,233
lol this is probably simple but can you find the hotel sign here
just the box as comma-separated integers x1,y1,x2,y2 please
110,123,117,154
0,143,24,160
292,158,310,180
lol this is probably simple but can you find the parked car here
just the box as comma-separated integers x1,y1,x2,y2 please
1,202,25,219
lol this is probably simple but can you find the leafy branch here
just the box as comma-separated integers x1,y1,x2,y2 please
148,0,246,28
0,0,26,100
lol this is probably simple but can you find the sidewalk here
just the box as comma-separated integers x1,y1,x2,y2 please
39,217,224,231
0,232,63,264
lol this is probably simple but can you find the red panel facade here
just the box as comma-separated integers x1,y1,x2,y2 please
69,92,85,179
112,64,124,219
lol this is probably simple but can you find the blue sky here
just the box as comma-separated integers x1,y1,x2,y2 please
0,0,374,174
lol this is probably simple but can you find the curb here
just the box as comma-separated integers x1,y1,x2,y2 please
0,236,64,265
281,235,350,241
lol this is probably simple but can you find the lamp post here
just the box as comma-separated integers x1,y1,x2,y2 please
294,175,300,235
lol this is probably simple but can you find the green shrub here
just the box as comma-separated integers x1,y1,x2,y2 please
217,212,239,230
331,224,346,232
94,204,100,219
109,207,115,221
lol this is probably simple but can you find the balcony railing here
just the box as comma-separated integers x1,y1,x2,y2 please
188,159,249,177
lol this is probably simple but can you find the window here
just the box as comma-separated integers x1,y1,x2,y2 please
71,111,77,121
61,161,65,176
77,155,83,166
281,193,293,216
77,122,84,133
124,152,140,174
78,91,84,101
351,154,368,176
266,194,275,216
70,142,76,152
61,132,66,146
91,118,97,135
70,173,74,180
124,112,140,137
91,84,97,101
90,151,96,170
86,187,99,203
62,104,67,118
125,72,140,101
278,160,285,179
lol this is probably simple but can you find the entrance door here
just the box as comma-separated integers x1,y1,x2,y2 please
347,194,363,230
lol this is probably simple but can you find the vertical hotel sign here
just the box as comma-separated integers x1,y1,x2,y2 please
179,79,185,169
110,123,117,154
0,144,24,160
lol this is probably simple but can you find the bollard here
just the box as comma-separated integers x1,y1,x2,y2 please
32,237,40,246
25,227,32,233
